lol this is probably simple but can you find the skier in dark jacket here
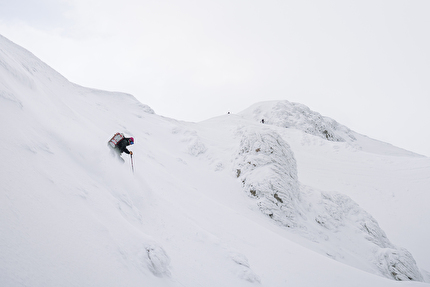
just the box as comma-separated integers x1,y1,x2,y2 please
116,137,134,155
111,136,134,162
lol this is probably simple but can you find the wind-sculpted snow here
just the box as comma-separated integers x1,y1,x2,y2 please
313,191,392,247
229,252,261,283
234,127,301,228
233,126,423,282
309,190,423,281
239,100,356,142
143,244,172,277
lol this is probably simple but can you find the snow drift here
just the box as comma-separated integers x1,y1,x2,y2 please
1,34,429,287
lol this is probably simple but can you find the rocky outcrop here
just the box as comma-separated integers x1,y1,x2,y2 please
234,127,301,228
233,126,423,282
239,101,356,142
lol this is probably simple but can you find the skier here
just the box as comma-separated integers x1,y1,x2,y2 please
108,133,134,162
116,136,134,156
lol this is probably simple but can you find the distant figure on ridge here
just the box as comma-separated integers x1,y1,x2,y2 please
107,132,134,163
261,119,265,124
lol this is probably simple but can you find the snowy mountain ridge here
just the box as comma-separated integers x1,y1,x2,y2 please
239,100,356,142
231,123,422,281
1,34,429,287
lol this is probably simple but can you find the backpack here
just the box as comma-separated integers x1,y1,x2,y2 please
108,132,124,148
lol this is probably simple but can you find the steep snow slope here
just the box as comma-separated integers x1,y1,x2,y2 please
1,34,429,286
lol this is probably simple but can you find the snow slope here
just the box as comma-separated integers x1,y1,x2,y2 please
1,34,429,286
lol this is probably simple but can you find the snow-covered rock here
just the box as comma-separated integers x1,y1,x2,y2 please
376,248,423,281
239,100,356,142
232,124,423,282
310,189,423,281
142,244,172,277
233,127,301,228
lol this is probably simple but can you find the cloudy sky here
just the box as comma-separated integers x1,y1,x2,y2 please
1,0,429,156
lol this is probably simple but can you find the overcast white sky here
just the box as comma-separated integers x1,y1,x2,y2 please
1,0,429,156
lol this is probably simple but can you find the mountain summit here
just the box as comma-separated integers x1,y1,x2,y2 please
239,100,356,142
1,34,429,287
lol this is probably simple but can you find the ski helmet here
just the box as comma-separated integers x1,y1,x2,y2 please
129,137,134,145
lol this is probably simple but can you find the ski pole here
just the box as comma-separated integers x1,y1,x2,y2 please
130,154,134,173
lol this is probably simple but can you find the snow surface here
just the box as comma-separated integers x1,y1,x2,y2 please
1,34,430,286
